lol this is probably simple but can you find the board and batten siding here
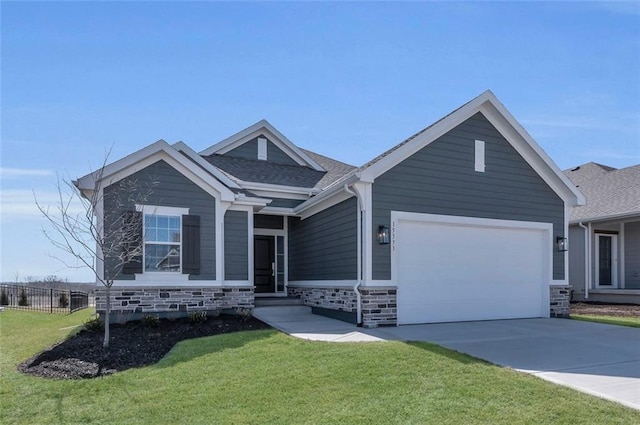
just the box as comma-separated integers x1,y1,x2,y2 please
103,159,216,280
224,210,249,280
372,112,565,280
288,197,357,281
224,137,298,166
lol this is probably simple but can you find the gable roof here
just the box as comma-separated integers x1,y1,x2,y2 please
75,140,237,202
199,119,325,171
564,162,640,223
302,90,585,212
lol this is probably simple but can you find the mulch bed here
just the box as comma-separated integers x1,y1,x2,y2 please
18,315,270,380
570,302,640,317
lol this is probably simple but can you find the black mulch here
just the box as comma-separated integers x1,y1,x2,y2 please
17,315,271,380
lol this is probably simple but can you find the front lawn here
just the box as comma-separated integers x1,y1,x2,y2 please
571,314,640,328
1,310,639,424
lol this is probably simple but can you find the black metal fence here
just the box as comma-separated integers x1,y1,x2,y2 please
0,284,89,314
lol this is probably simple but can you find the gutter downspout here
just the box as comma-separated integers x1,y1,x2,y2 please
344,183,362,326
578,222,589,299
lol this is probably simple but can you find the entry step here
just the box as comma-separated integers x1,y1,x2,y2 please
254,296,303,307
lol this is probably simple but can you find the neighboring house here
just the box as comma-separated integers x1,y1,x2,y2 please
565,162,640,304
75,90,584,327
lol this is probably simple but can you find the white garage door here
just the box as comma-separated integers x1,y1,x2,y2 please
393,212,551,325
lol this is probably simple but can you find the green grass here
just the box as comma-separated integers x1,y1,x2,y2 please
1,310,639,424
571,314,640,328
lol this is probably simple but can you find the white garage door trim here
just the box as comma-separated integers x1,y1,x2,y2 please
391,212,553,324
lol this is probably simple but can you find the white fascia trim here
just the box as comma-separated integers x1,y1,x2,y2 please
172,141,241,189
136,205,190,216
233,196,271,207
357,90,585,207
239,181,321,196
76,140,236,202
294,174,359,214
480,101,585,207
227,204,254,212
199,119,324,171
298,190,354,220
247,190,308,200
288,280,358,289
260,207,297,216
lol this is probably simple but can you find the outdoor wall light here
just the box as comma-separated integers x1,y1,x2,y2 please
556,236,568,252
378,225,390,245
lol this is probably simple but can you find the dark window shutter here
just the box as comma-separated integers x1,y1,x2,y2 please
121,210,143,275
182,214,200,275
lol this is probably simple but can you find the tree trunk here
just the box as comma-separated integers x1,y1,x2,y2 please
103,283,111,348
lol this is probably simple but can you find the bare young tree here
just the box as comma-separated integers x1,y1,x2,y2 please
36,154,152,348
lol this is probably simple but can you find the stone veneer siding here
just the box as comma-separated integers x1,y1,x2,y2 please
96,286,254,322
550,285,571,318
360,287,397,328
288,286,357,312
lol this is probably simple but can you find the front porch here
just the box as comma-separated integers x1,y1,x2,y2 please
569,219,640,305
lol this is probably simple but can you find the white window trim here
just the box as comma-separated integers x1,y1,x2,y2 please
475,140,485,172
136,204,190,274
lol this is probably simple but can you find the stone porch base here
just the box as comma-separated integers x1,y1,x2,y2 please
549,285,572,318
95,286,254,322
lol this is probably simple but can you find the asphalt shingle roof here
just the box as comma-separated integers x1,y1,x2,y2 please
203,152,355,190
564,162,640,222
299,149,356,190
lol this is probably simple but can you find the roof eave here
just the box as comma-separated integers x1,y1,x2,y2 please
571,211,640,225
294,173,360,214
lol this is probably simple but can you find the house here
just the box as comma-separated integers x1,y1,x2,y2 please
75,90,585,327
565,162,640,304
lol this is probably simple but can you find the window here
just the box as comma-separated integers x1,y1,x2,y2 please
144,214,181,272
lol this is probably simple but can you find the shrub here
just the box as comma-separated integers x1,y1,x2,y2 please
188,310,208,323
235,307,253,322
0,290,8,306
18,288,29,306
142,314,160,328
58,292,69,308
84,317,104,332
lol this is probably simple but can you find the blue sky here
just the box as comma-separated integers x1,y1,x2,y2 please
1,1,639,282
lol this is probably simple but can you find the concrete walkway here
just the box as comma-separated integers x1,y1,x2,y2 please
253,305,640,411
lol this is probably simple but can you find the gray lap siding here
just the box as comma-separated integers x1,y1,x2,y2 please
288,197,358,281
372,112,565,280
625,221,640,289
224,210,249,280
103,160,216,280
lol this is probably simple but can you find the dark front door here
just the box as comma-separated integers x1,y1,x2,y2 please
254,235,275,293
597,234,617,287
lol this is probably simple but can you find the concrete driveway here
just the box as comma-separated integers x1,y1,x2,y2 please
253,306,640,410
